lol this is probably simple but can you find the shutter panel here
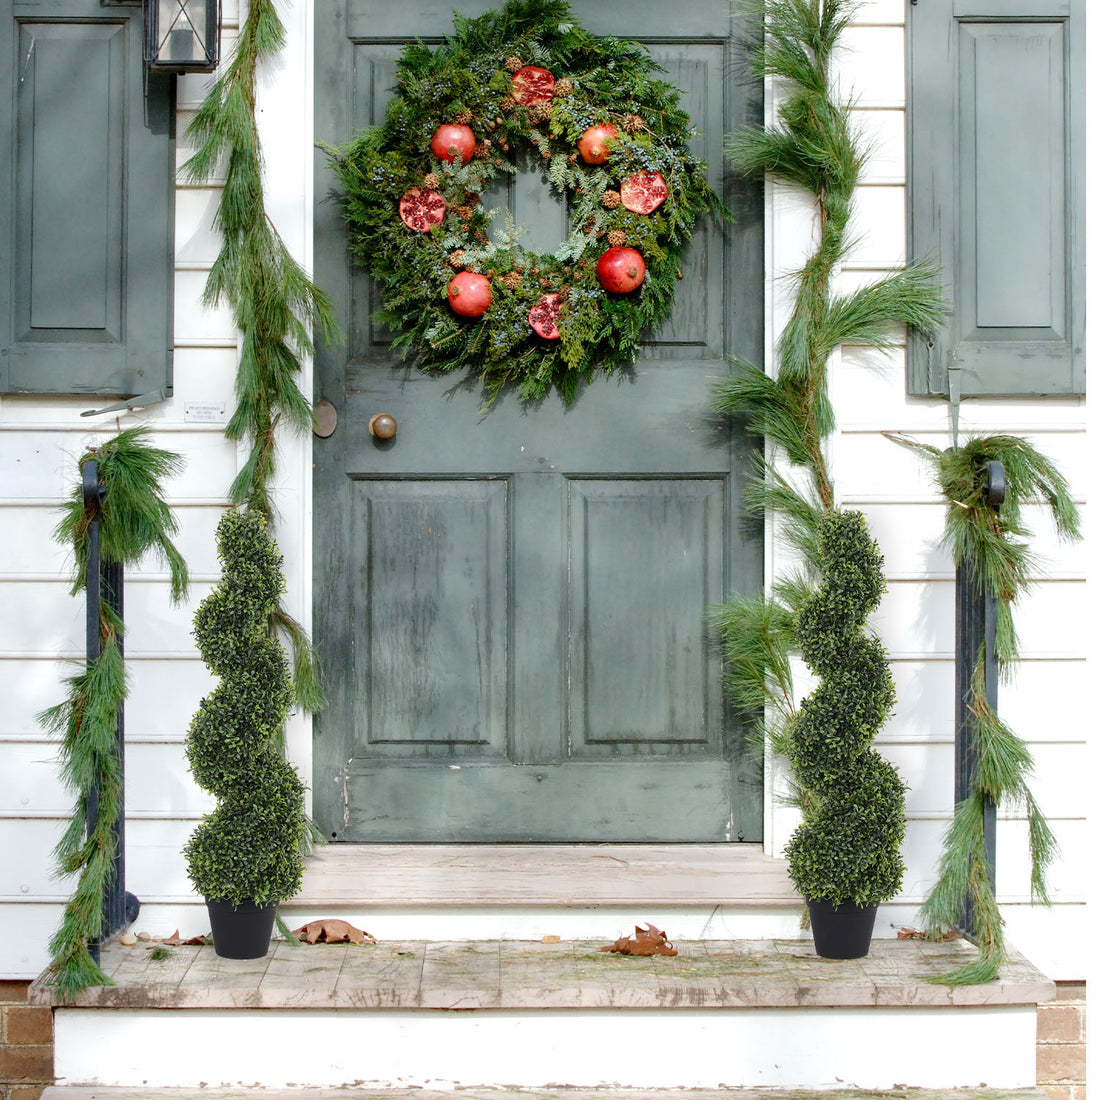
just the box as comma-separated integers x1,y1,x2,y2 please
907,0,1084,397
0,0,174,397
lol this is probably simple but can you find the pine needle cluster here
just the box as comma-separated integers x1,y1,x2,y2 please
184,0,338,515
889,433,1080,981
329,0,726,404
42,429,188,998
184,0,333,711
709,0,944,753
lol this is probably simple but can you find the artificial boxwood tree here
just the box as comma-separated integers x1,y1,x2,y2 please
785,509,905,907
184,509,306,907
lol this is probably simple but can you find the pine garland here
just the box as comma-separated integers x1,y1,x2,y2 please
709,0,945,760
184,0,336,710
328,0,727,404
41,428,188,998
888,434,1080,982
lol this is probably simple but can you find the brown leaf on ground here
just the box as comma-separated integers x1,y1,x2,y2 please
895,926,961,942
161,929,211,946
293,919,376,945
600,922,677,956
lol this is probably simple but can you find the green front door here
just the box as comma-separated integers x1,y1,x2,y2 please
313,0,762,842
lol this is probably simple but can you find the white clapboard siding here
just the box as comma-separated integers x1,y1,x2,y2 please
0,741,210,819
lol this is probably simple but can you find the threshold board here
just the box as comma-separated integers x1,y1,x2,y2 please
291,844,800,907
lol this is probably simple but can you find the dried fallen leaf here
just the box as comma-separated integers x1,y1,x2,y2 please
293,919,376,945
161,929,211,946
600,922,677,957
894,926,961,942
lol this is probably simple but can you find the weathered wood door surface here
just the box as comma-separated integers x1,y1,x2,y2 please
313,0,762,842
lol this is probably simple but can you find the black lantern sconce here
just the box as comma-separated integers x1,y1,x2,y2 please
143,0,220,73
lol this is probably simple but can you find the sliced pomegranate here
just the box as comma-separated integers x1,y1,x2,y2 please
620,171,668,214
511,65,556,104
528,292,564,339
398,187,446,232
447,271,492,317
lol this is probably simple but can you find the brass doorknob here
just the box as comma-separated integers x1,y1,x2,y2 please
368,413,397,440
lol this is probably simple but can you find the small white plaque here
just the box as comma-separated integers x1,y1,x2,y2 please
185,401,227,423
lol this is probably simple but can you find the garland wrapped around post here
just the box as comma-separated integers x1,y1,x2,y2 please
184,0,338,710
709,0,945,760
888,433,1081,983
40,428,188,998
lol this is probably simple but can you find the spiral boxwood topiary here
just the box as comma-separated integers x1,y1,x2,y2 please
784,510,906,908
184,509,306,908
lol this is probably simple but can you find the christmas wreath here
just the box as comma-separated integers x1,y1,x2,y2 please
328,0,728,403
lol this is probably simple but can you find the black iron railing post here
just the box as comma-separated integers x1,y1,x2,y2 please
953,458,1004,936
80,460,139,963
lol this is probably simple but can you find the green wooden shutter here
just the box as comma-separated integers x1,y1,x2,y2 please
0,0,174,397
907,0,1084,397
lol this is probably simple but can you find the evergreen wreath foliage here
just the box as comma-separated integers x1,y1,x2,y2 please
184,509,306,908
328,0,727,404
184,0,337,711
888,433,1080,982
784,509,906,907
41,428,188,997
709,0,945,755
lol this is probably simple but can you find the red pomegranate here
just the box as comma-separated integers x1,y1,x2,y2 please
447,271,492,317
528,292,564,339
620,171,668,214
430,123,476,164
596,247,646,293
398,187,446,232
511,65,555,104
577,123,618,165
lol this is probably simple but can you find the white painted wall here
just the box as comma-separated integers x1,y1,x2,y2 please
0,0,1088,982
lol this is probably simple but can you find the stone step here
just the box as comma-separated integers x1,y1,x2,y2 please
40,1090,1053,1100
35,939,1054,1091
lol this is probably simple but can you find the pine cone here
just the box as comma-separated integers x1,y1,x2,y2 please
422,172,441,191
454,108,474,126
607,229,627,247
473,141,491,159
527,101,552,123
553,77,573,97
453,204,474,222
447,250,466,268
504,56,524,73
502,98,519,113
500,271,523,291
602,189,621,209
623,113,645,134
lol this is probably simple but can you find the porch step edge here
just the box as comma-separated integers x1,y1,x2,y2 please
40,1090,1054,1100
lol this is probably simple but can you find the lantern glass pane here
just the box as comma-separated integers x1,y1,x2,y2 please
154,0,211,64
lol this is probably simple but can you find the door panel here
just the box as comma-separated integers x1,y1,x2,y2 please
314,0,763,842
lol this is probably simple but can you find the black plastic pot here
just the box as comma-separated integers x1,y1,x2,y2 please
205,897,277,959
805,898,878,959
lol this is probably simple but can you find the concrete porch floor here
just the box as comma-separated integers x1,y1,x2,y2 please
31,936,1053,1011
